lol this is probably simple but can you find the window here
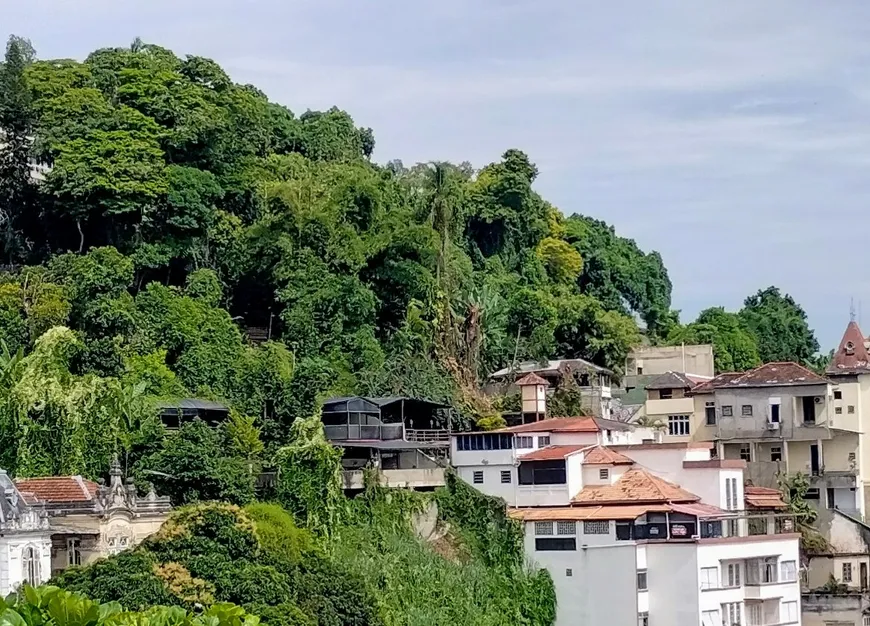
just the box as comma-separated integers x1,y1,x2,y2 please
780,560,797,582
843,562,853,582
725,477,739,511
805,488,820,500
473,471,483,484
67,538,81,567
535,521,554,536
456,433,515,451
516,436,533,449
668,415,690,436
538,435,550,447
557,521,576,536
565,569,573,577
722,405,733,417
781,601,798,624
836,407,843,414
637,612,648,626
849,405,856,414
724,562,741,587
636,569,647,591
770,446,782,462
745,603,761,626
705,402,716,425
519,460,567,485
701,610,719,626
770,403,780,423
637,365,643,375
739,444,751,462
741,405,753,416
659,389,673,400
700,566,720,590
849,452,857,462
747,557,778,584
599,468,609,480
535,537,576,551
22,546,40,586
827,487,835,510
722,602,741,625
500,470,512,484
835,390,843,400
583,520,610,535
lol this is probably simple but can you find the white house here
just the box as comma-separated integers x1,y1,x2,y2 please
452,424,802,626
0,470,52,594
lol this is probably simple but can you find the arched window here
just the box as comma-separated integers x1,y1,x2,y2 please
22,546,40,587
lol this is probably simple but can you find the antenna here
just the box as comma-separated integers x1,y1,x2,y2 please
851,298,857,323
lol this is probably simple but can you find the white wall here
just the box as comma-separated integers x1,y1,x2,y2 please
455,465,517,504
1,534,52,595
647,542,700,625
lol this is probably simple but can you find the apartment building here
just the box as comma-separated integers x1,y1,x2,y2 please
452,389,802,626
643,371,713,442
686,362,862,519
624,344,715,390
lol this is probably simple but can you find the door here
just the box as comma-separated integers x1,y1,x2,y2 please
860,562,867,590
810,444,820,476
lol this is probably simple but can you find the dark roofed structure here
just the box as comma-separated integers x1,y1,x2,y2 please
710,362,829,388
157,398,230,428
646,371,711,390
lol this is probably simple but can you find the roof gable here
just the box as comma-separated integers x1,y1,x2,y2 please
15,476,98,503
573,467,700,505
828,321,870,375
582,446,635,465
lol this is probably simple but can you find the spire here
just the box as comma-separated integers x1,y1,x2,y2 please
828,320,870,374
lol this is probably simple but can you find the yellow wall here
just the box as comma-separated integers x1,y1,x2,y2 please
824,433,859,472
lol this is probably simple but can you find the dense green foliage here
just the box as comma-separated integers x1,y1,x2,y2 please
0,585,260,626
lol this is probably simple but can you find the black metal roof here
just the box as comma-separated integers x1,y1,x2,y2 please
157,399,229,412
322,396,450,413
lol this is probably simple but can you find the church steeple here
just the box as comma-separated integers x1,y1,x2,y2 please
828,320,870,375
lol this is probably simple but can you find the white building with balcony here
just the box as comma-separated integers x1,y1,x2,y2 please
451,425,802,626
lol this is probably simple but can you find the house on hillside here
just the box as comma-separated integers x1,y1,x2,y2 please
321,396,451,491
486,358,614,419
157,398,230,429
16,458,172,576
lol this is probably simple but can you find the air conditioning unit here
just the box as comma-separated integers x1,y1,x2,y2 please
766,422,780,430
815,396,823,404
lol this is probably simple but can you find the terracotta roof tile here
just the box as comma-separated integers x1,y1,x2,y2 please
744,486,787,509
827,321,870,375
582,446,634,465
515,373,549,386
572,467,700,505
706,362,829,389
520,445,587,461
689,372,743,394
508,504,671,521
15,476,98,503
499,416,633,434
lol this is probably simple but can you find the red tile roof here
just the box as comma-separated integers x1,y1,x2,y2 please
520,445,587,461
15,476,98,503
499,417,600,434
509,504,671,521
573,467,700,505
515,373,549,386
827,321,870,375
689,372,742,394
701,362,829,389
744,486,787,509
582,446,635,465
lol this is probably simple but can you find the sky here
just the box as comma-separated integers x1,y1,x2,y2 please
6,0,870,350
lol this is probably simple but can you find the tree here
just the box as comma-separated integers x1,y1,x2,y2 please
0,35,36,261
739,286,820,364
668,307,761,373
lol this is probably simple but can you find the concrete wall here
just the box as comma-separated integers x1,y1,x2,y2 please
524,521,638,626
647,542,699,625
801,593,868,626
714,384,831,441
626,345,715,378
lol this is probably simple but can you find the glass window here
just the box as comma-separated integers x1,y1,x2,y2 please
739,445,751,462
843,562,853,582
67,538,81,567
722,405,733,417
599,468,609,480
534,537,576,551
701,610,719,626
721,602,741,625
659,389,673,400
22,546,40,587
770,446,782,462
516,436,533,449
534,522,554,536
668,415,690,436
556,521,576,536
782,601,797,624
780,560,797,582
636,569,647,591
836,407,843,414
637,612,648,626
500,470,512,484
705,402,716,426
473,471,483,484
538,436,551,447
741,405,753,416
724,562,741,587
700,567,719,590
835,390,843,400
849,405,856,414
583,521,610,535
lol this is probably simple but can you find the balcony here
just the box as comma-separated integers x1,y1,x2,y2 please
324,423,404,441
516,484,570,507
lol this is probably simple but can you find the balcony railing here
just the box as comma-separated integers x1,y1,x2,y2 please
405,429,449,443
323,423,404,441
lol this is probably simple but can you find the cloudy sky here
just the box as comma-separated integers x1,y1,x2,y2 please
7,0,870,349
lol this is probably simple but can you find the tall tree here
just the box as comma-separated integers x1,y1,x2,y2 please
0,35,36,261
668,307,761,373
739,286,819,364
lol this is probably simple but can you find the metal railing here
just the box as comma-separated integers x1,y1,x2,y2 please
405,429,449,443
323,424,404,441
